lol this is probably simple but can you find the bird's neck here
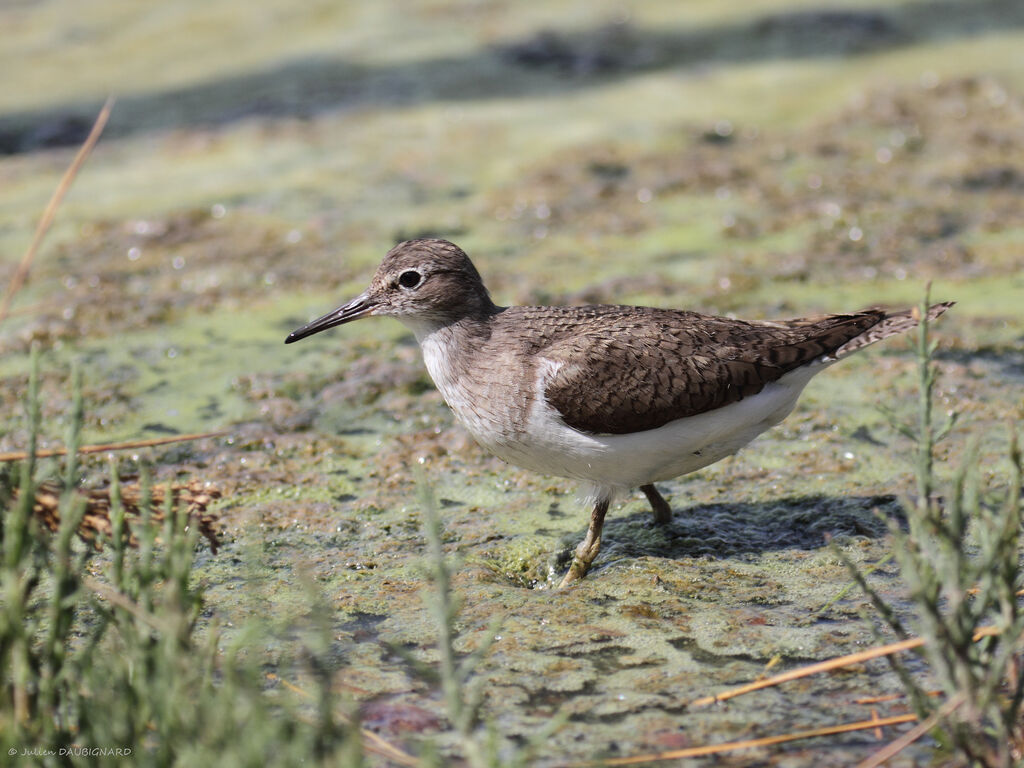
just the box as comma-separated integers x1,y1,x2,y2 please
400,304,502,346
408,311,504,419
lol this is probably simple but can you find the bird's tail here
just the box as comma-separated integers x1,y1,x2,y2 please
833,301,954,359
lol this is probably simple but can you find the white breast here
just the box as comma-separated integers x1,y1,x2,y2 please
415,324,521,452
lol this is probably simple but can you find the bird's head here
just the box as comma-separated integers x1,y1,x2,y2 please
285,238,495,344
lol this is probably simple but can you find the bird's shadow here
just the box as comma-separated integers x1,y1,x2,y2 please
571,493,901,564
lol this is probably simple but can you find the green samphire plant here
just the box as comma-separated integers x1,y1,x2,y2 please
0,350,362,767
845,291,1024,767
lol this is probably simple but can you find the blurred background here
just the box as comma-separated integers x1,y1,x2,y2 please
1,0,1022,762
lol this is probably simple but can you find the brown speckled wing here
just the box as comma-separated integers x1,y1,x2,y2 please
538,306,895,435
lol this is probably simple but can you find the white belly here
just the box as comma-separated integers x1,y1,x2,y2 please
471,361,825,491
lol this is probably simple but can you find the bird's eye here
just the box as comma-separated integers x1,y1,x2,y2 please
398,270,422,289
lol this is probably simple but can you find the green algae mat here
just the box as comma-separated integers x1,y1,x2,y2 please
2,1,1023,764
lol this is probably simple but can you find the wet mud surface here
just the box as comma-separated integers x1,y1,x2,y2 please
2,1,1023,763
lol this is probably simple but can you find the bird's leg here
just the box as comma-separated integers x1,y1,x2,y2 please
559,497,610,588
641,484,672,525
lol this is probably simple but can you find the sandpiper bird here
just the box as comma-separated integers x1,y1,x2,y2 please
286,239,952,587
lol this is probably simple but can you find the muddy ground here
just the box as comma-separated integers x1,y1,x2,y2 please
1,0,1023,764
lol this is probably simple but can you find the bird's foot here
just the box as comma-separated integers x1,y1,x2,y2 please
641,484,673,526
558,559,586,588
558,498,608,588
558,536,601,588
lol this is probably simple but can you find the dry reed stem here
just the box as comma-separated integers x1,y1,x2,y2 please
0,97,114,325
277,675,419,767
871,708,883,740
0,430,228,463
82,575,175,632
855,692,966,768
855,690,941,705
689,625,1001,708
856,693,905,705
581,713,918,766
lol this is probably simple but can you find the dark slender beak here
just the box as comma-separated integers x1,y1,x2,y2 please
285,292,377,344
